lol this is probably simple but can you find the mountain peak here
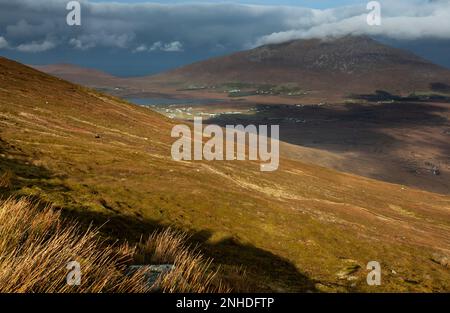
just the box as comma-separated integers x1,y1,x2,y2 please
246,35,425,72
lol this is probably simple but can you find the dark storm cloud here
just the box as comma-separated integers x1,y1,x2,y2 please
1,0,450,54
0,0,300,53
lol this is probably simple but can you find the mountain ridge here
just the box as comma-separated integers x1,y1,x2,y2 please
143,36,450,96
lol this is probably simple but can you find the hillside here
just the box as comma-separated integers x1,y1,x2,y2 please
143,36,450,97
31,63,127,89
1,56,450,292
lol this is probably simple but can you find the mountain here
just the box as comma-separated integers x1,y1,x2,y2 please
33,37,450,99
1,56,450,292
144,36,450,96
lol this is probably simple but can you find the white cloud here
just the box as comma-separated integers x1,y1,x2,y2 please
149,42,163,52
69,38,95,51
134,41,184,53
16,40,55,53
69,32,135,50
253,1,450,46
161,41,183,52
133,44,148,53
0,36,8,49
151,41,184,52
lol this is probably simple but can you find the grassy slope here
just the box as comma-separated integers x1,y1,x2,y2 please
0,57,449,292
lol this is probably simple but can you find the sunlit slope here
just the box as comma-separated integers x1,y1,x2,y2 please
0,57,449,292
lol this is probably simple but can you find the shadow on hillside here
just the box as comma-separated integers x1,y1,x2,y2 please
0,137,70,198
350,89,450,103
206,101,449,153
205,100,450,194
0,136,317,292
60,208,318,293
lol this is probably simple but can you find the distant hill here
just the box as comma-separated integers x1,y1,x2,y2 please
144,36,450,96
31,63,125,89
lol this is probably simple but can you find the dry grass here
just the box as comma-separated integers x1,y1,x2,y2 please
0,197,228,293
0,169,13,189
134,228,230,293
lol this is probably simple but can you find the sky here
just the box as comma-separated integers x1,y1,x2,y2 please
90,0,366,9
0,0,450,76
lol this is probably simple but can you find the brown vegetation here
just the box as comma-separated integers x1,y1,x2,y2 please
1,56,449,292
0,197,227,293
0,169,13,189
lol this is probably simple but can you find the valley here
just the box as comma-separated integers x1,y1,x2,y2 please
128,96,450,195
5,35,449,293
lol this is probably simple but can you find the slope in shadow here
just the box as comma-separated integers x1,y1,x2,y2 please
205,101,450,194
0,137,71,198
206,101,448,152
61,208,318,293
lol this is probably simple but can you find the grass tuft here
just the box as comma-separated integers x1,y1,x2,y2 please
135,228,230,292
0,197,227,293
0,169,13,189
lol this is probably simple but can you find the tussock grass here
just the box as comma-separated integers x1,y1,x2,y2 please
0,197,228,293
0,169,13,189
135,228,230,293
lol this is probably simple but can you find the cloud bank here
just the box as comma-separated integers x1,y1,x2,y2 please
255,0,450,46
0,0,449,55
